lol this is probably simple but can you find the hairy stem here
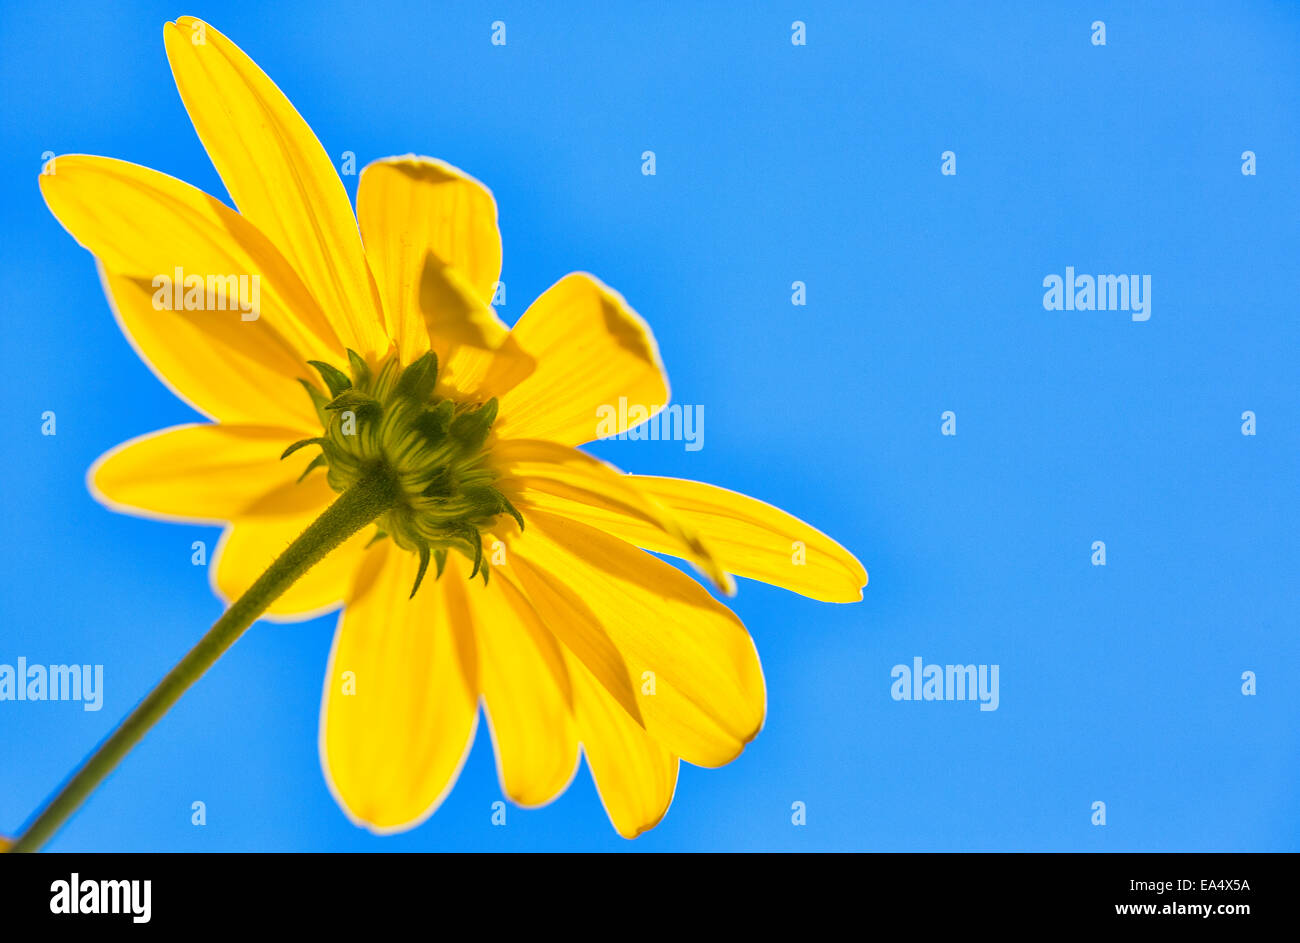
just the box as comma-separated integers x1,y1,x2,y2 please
9,469,399,853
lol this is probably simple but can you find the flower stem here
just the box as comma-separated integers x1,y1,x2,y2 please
9,469,400,853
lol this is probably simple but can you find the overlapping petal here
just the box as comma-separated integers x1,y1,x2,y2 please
39,155,343,371
213,513,373,620
493,437,733,593
590,475,867,603
566,650,679,839
164,17,388,357
90,423,332,524
489,274,669,445
357,156,506,364
97,266,319,428
506,510,766,768
320,542,479,832
460,561,578,807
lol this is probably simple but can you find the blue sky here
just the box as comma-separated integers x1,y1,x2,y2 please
1,0,1296,851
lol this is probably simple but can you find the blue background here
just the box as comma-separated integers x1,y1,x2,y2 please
1,1,1296,851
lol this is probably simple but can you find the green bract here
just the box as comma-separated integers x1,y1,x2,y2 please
284,350,522,596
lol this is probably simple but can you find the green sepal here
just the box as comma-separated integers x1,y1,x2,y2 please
346,349,371,389
325,390,381,412
394,351,439,402
465,527,484,579
280,437,324,460
409,544,431,599
420,469,453,498
297,452,328,483
415,400,455,443
297,379,332,423
498,494,525,533
450,397,498,452
307,360,352,397
433,548,448,579
364,529,388,549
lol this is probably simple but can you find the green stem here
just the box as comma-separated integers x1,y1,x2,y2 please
9,469,399,853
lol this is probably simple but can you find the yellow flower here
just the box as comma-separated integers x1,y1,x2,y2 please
39,17,866,838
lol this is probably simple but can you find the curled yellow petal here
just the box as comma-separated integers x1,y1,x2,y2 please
357,156,506,363
629,476,867,603
492,273,669,445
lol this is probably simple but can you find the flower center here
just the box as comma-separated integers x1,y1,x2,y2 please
283,349,521,595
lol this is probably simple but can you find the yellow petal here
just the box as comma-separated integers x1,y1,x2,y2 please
98,266,319,428
164,18,388,357
460,561,579,807
507,510,765,768
213,512,373,620
492,273,669,445
439,333,535,403
357,156,506,363
630,476,867,603
566,650,678,839
90,423,334,524
494,437,733,593
39,155,342,366
320,542,479,831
